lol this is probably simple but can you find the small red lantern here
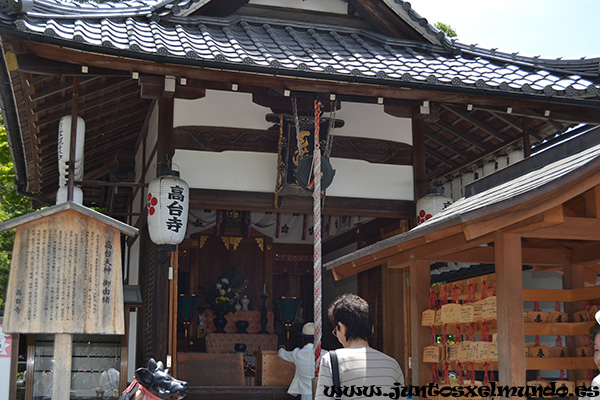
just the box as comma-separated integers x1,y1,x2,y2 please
147,170,189,251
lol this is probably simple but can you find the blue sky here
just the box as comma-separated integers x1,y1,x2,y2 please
412,0,599,59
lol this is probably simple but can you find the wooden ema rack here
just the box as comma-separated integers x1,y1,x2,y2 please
425,275,600,374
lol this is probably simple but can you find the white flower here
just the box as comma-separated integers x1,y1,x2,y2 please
222,278,229,284
216,283,222,289
219,289,226,295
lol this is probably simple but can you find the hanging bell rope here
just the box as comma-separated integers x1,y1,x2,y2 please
313,99,323,378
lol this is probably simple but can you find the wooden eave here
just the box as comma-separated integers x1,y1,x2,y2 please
326,150,600,282
3,36,598,218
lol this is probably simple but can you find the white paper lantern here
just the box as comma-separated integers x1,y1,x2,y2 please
483,160,497,176
416,188,453,225
508,149,524,165
147,170,189,251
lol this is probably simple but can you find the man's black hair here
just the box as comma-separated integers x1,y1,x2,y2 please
328,293,373,343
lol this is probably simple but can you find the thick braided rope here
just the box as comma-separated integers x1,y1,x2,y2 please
313,100,322,377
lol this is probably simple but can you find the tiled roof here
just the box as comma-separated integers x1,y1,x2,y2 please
1,0,599,103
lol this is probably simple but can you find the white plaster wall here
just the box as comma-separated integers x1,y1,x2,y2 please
174,91,272,130
174,150,278,192
327,159,413,200
174,150,413,200
172,98,414,199
334,102,412,144
248,0,347,14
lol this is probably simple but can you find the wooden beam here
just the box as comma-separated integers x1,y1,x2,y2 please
23,40,600,122
189,188,415,218
409,259,431,386
139,74,206,100
432,246,571,266
383,99,413,118
495,232,525,387
584,186,600,218
463,204,564,241
441,104,511,142
522,216,600,240
523,321,594,336
571,242,600,265
431,118,490,151
346,0,424,40
13,52,129,76
173,126,413,165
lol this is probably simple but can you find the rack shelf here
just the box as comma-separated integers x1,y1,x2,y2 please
524,321,595,336
526,357,595,370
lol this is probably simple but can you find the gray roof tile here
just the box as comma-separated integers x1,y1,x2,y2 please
1,1,598,103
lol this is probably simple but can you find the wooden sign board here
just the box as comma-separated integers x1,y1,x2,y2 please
1,202,137,334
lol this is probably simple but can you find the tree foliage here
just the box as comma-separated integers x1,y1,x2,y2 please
435,22,457,38
0,119,34,312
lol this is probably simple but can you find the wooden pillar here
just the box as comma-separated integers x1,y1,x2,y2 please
564,264,586,382
52,334,73,400
158,92,175,168
153,91,175,363
409,258,431,386
522,118,531,158
169,248,179,376
495,233,525,388
412,117,426,202
382,266,410,381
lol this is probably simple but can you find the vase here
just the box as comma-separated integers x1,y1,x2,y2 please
241,295,250,311
235,320,249,334
214,312,227,333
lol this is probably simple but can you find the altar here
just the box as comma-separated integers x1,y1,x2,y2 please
203,310,278,354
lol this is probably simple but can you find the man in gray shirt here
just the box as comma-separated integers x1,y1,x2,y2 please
315,294,405,400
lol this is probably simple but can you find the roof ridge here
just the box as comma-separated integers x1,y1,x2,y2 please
458,42,600,78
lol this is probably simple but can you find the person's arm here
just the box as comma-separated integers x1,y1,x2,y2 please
278,347,298,363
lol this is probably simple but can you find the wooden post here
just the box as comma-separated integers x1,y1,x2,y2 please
563,264,586,382
169,248,179,376
67,76,80,202
522,118,531,158
495,233,526,388
52,334,73,400
412,116,426,202
382,265,410,382
409,258,431,386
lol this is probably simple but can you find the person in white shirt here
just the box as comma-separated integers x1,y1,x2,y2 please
315,294,405,400
580,311,600,399
278,322,325,400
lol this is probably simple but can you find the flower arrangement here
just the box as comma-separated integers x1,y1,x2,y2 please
206,277,239,315
202,265,247,315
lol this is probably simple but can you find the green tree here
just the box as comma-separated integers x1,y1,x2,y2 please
0,118,34,312
435,22,457,38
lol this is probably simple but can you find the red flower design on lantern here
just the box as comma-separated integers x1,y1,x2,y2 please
147,193,158,216
417,209,432,225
